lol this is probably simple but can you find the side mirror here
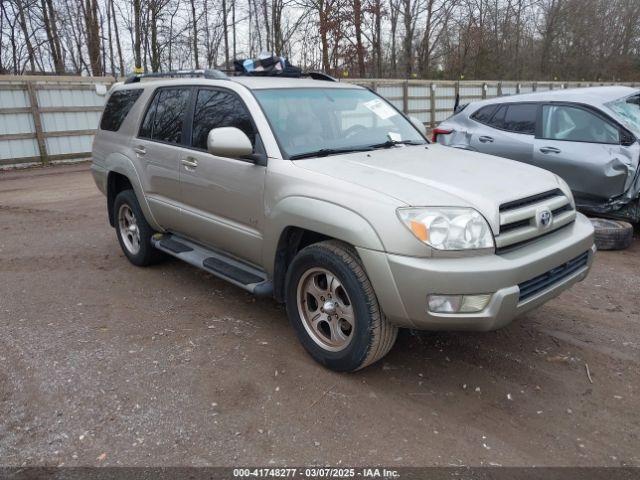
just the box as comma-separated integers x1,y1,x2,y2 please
207,127,253,158
409,116,426,135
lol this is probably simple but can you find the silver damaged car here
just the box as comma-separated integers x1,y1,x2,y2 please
435,87,640,223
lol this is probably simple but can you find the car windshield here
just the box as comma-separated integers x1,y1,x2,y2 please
252,88,426,158
605,92,640,137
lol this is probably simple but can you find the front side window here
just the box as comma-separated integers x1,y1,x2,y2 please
191,89,256,150
252,88,426,158
541,105,619,144
139,88,191,144
100,89,143,131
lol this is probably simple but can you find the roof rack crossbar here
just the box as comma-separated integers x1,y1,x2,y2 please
124,69,228,84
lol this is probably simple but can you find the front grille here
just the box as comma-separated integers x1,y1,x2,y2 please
495,189,577,252
499,189,564,212
518,251,589,302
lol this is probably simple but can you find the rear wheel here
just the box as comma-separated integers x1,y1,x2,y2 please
285,240,397,372
113,189,165,266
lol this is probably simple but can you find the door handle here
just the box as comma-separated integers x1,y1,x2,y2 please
133,146,146,156
181,157,198,170
539,146,561,154
479,136,494,143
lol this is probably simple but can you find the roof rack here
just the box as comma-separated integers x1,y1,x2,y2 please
124,69,228,84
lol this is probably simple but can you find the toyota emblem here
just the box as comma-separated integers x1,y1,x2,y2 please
537,209,553,229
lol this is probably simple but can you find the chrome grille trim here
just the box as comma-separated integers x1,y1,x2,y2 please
496,190,576,251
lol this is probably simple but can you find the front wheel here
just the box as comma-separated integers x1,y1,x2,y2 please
285,240,398,372
113,189,165,266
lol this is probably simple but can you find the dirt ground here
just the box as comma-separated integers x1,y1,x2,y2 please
0,163,638,468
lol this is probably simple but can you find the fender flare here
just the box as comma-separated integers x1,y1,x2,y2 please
104,153,162,231
264,196,385,273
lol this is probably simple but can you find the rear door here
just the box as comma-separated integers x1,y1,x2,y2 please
134,86,192,230
176,87,266,265
533,103,631,201
469,103,538,163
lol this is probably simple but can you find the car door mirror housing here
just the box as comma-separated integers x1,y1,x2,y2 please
620,129,636,147
207,127,254,158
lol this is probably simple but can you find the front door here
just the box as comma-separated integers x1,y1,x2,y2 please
177,87,266,265
533,103,632,201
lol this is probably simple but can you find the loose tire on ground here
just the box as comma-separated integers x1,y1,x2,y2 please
285,240,398,372
113,189,165,266
589,218,634,251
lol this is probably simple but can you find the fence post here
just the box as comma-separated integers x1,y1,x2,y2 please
532,82,538,92
481,82,487,99
429,83,436,129
26,80,48,164
497,82,503,97
516,83,521,94
402,80,409,115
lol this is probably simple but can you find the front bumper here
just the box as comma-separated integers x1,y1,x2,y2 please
357,213,595,331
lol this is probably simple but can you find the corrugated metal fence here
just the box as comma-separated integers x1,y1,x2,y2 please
0,75,113,167
1,76,637,167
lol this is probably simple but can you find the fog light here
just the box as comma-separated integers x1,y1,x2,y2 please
428,294,491,314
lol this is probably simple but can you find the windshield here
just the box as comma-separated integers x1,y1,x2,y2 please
605,92,640,137
253,88,426,158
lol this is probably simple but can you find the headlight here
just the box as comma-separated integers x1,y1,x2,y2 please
397,207,494,251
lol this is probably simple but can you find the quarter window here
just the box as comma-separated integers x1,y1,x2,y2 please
139,88,191,144
191,89,256,151
541,105,619,144
100,89,143,131
471,105,498,124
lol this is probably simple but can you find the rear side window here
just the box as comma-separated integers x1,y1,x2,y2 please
139,88,191,144
488,105,507,129
502,104,537,134
480,103,537,134
471,105,498,124
191,89,256,150
100,89,142,131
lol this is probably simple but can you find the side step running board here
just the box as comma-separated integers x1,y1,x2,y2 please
152,233,273,297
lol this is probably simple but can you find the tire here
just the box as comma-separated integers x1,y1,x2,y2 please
113,189,165,266
285,240,398,372
589,218,634,251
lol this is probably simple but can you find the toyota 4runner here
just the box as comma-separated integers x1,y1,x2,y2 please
91,70,596,372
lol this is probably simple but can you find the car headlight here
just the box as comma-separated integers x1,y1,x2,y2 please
397,207,494,251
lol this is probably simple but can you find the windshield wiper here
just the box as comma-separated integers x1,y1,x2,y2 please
368,139,426,149
289,146,373,160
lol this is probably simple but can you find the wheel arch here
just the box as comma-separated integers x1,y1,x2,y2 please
266,197,385,302
103,153,162,231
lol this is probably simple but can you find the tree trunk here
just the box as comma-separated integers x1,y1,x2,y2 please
353,0,365,77
190,0,200,68
15,1,37,72
133,0,142,70
110,0,124,74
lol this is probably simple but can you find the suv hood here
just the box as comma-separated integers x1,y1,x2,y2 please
293,144,565,233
